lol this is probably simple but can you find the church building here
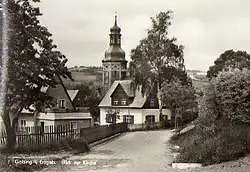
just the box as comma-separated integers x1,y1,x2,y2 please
99,16,171,126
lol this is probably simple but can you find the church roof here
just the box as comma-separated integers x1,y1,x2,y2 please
103,15,126,62
110,15,121,32
104,46,126,62
98,80,147,108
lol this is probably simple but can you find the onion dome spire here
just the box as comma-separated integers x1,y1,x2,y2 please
104,15,126,61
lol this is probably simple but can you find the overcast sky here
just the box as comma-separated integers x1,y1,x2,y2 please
38,0,250,71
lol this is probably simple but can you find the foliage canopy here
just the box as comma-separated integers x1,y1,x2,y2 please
129,11,188,95
2,0,72,150
213,69,250,123
207,49,250,79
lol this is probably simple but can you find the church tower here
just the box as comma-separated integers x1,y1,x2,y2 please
102,15,127,88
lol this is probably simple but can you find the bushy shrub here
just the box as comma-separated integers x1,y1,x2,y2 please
182,111,198,124
12,137,89,154
213,69,250,123
67,138,90,152
172,120,250,165
173,51,250,166
161,79,198,126
0,154,8,170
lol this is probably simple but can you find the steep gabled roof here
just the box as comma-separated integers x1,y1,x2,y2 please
119,80,135,97
98,80,147,108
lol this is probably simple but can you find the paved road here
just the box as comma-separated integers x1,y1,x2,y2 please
41,130,178,172
67,130,176,172
39,130,250,172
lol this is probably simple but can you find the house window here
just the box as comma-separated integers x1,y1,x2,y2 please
106,113,116,123
121,100,127,106
123,115,134,124
40,122,44,134
58,99,66,108
71,122,77,130
113,100,119,105
150,99,155,107
146,115,155,125
21,120,26,127
160,115,168,121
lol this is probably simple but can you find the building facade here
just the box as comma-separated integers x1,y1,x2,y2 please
19,83,92,131
99,80,171,125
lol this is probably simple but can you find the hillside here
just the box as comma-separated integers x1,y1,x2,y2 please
63,67,208,88
186,69,207,81
63,66,102,87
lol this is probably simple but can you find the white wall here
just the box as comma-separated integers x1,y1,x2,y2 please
17,112,93,128
143,109,172,122
117,108,143,124
18,115,35,127
162,109,172,120
37,112,92,120
100,107,143,125
0,116,5,134
100,107,172,125
100,108,106,125
142,109,160,122
37,119,55,126
37,112,92,128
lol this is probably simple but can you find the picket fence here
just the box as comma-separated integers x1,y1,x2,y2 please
0,125,79,148
0,123,128,150
0,122,171,150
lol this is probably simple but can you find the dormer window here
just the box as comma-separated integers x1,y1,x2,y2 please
113,100,119,105
150,99,155,107
58,99,66,108
21,120,26,127
121,100,127,106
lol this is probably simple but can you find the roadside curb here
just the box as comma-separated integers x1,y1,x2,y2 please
89,133,122,148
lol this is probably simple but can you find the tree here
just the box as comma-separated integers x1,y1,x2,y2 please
68,82,103,122
207,49,250,79
161,78,197,127
213,69,250,123
129,11,188,116
1,0,72,151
